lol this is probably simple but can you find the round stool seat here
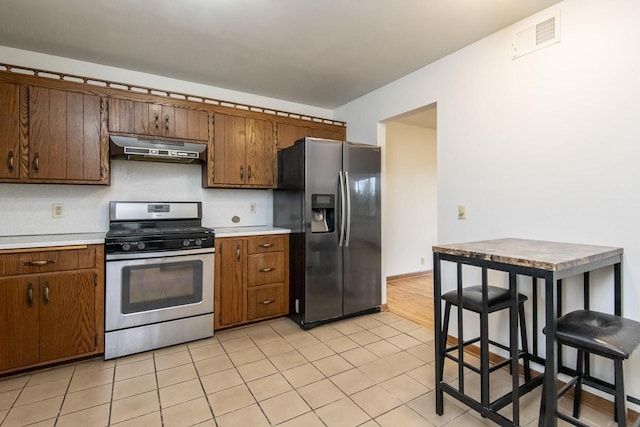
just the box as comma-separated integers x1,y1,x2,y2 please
442,285,528,313
553,310,640,360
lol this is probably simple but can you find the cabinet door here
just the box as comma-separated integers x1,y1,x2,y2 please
0,82,21,179
213,114,246,186
0,277,39,371
109,98,152,135
215,238,245,328
247,252,285,287
29,86,102,182
173,107,209,142
147,104,179,138
246,118,275,187
108,98,135,133
247,235,287,254
311,125,346,141
277,123,310,150
39,271,96,361
247,283,286,321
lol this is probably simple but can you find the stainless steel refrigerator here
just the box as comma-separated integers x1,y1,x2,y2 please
274,137,381,329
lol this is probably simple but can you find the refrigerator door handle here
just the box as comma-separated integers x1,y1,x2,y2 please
338,170,346,247
345,170,351,247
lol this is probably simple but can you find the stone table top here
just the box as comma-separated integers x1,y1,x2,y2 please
432,238,623,271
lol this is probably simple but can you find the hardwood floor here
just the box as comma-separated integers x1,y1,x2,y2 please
386,272,434,331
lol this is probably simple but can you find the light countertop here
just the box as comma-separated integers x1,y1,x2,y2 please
0,232,106,251
0,227,291,250
433,238,623,271
213,226,291,238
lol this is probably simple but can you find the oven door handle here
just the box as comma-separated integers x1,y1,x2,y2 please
106,247,215,261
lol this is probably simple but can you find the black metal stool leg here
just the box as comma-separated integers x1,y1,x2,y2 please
518,301,531,382
440,302,452,381
573,350,584,419
614,359,627,427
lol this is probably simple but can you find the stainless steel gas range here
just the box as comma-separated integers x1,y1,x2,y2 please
104,201,215,360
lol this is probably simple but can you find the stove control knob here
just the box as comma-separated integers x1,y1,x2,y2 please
195,239,202,246
122,243,131,251
137,242,146,250
183,239,191,247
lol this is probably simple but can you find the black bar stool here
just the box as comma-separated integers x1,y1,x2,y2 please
439,285,532,399
541,310,640,426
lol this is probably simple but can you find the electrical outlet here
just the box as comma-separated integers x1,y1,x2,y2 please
52,203,64,218
249,202,256,214
458,204,467,220
420,257,425,265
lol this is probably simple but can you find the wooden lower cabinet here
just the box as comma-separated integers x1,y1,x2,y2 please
0,277,39,370
247,283,286,321
0,245,104,374
215,234,289,330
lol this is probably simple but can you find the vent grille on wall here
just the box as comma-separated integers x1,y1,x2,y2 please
512,11,561,59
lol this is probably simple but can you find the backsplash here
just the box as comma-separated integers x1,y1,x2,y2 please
0,160,271,236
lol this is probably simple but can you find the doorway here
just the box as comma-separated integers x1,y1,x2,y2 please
382,103,437,330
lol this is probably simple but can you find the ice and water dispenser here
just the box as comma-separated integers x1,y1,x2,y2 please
311,194,335,233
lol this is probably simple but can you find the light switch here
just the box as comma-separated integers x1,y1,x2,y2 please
458,205,466,220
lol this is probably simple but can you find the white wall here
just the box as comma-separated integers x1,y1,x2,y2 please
384,122,437,275
0,46,335,235
335,0,640,405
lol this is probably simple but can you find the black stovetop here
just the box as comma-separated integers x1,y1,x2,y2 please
105,220,214,254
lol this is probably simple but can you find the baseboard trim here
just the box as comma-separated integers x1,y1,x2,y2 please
445,336,639,423
386,270,432,281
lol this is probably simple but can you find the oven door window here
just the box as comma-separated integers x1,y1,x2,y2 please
121,260,203,314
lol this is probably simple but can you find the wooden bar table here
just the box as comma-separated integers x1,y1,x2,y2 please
432,238,623,427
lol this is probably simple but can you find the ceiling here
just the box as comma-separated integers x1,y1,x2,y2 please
0,0,561,109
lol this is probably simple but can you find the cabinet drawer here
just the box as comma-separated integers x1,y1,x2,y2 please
246,235,287,254
247,252,285,286
0,246,96,277
247,283,286,320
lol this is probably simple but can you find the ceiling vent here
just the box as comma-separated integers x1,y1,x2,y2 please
512,10,561,59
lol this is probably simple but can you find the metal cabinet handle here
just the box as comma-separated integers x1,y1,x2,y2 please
43,282,50,304
345,170,351,247
32,153,39,172
240,165,244,180
7,150,14,172
260,267,274,273
248,166,252,179
338,171,346,247
236,245,241,261
24,260,55,266
27,283,33,307
261,300,274,305
154,113,159,130
165,115,170,131
260,243,273,248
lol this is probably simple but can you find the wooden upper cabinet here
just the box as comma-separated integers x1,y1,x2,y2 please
277,122,311,150
28,86,105,183
0,82,21,180
212,113,246,186
276,122,346,151
209,113,275,188
109,98,208,142
312,125,346,141
246,118,275,187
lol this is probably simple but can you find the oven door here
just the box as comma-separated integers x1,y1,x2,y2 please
105,248,214,331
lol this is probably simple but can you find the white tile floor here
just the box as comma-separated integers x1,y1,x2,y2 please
0,312,620,426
